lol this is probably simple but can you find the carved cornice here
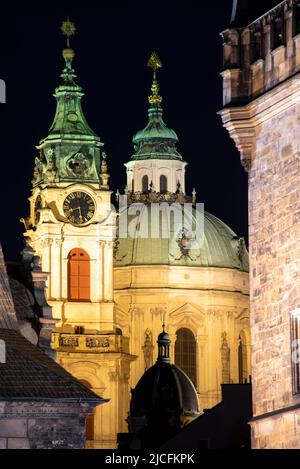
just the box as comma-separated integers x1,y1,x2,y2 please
219,109,255,173
169,302,205,319
125,191,193,206
150,306,167,317
41,238,53,249
220,75,300,172
52,332,131,354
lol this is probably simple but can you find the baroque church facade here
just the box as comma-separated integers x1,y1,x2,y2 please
19,21,250,448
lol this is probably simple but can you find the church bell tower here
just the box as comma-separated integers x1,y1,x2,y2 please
22,20,134,449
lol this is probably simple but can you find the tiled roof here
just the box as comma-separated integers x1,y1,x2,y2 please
0,242,105,403
0,245,18,330
8,277,35,321
0,329,105,402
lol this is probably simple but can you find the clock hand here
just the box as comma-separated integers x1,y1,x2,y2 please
69,206,83,220
78,206,83,222
69,206,80,213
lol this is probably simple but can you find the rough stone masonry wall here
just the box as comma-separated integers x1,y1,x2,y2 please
249,93,300,448
0,401,91,449
251,408,300,449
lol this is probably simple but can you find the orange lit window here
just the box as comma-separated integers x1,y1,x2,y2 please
68,248,90,301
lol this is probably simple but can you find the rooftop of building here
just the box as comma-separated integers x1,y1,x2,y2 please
0,241,104,403
0,329,104,402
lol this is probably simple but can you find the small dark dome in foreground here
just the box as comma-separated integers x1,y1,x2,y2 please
130,361,199,418
126,326,200,448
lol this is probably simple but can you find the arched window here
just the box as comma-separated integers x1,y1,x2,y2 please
142,175,149,193
175,328,197,387
68,248,90,301
238,333,248,383
160,174,168,193
79,380,94,441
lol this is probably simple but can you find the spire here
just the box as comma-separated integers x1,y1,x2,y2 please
147,52,163,106
46,18,95,137
60,19,77,85
157,325,171,364
131,52,182,161
33,19,104,187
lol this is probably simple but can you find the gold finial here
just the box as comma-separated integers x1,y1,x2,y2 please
147,51,163,105
147,51,162,71
61,19,76,46
61,19,76,61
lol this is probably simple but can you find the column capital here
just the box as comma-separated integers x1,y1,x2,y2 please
105,240,114,249
53,238,63,248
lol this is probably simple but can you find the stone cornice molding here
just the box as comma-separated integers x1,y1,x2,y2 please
219,73,300,172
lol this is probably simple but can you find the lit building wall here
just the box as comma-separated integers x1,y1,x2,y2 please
114,265,250,410
220,0,300,448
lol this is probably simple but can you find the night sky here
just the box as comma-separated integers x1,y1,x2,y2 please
0,0,247,261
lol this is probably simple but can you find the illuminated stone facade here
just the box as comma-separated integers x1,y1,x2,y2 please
22,34,250,448
114,265,250,411
220,0,300,449
22,28,135,449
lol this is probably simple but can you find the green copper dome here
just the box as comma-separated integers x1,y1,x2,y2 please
131,53,182,161
46,71,98,140
114,206,249,271
131,104,182,160
133,106,179,145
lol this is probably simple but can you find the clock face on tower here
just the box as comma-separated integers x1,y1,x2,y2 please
63,191,96,225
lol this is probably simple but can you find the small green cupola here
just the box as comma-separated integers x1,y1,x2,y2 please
32,19,105,187
131,52,182,161
124,53,187,195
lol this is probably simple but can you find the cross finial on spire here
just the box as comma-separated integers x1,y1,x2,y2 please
147,51,162,72
60,19,76,83
61,18,76,48
147,51,163,105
